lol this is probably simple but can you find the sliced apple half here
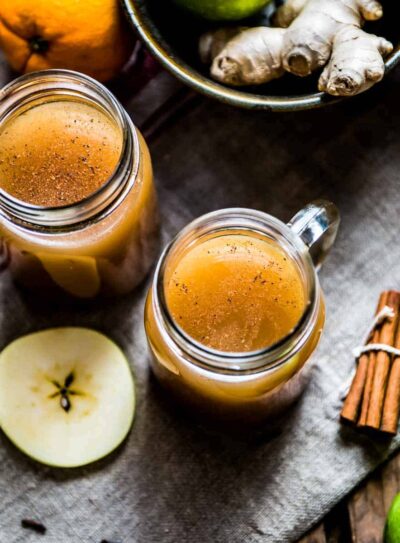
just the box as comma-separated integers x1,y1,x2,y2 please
37,253,101,298
0,328,135,467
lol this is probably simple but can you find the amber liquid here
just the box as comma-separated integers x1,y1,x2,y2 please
0,100,122,206
0,98,158,298
146,230,324,425
165,234,306,352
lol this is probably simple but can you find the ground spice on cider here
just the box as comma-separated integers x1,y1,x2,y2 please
165,235,305,352
0,100,122,207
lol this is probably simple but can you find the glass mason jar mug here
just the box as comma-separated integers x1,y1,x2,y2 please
145,202,340,425
0,70,159,299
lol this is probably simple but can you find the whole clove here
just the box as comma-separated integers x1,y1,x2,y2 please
21,518,47,534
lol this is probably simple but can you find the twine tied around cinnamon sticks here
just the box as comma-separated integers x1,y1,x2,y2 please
341,290,400,435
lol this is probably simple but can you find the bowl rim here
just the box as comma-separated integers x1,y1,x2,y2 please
123,0,400,112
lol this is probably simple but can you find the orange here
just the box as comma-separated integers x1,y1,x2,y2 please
0,0,134,82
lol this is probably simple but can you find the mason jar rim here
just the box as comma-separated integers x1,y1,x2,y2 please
0,69,140,230
152,208,320,374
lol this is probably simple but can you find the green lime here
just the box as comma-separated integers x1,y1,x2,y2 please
385,493,400,543
172,0,271,20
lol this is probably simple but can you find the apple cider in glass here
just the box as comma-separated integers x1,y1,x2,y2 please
145,204,339,425
165,234,306,353
0,70,158,298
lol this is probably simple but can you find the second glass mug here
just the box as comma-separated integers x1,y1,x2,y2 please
145,201,340,425
0,70,159,299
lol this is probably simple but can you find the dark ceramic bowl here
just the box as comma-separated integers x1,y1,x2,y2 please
123,0,400,111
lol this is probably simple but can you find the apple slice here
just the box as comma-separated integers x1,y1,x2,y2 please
0,328,135,467
37,253,101,298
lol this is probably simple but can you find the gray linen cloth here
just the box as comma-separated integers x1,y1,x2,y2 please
1,55,400,543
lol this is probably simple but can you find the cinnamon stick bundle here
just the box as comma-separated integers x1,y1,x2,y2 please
341,292,388,424
341,290,400,436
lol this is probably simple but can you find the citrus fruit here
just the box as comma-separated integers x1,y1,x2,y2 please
0,0,134,81
173,0,271,20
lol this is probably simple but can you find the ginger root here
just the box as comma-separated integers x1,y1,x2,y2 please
199,28,244,65
280,0,385,77
318,26,393,96
199,0,393,97
204,27,286,86
273,0,307,28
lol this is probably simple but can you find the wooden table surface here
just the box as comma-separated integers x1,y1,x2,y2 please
0,48,399,543
299,453,400,542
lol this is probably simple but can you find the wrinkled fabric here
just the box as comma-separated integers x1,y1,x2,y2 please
1,54,400,543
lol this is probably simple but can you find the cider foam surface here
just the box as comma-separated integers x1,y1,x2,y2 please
0,100,122,207
165,234,306,353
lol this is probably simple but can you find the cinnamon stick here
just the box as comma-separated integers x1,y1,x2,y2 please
340,352,370,424
359,291,392,426
341,292,388,425
365,291,400,430
358,351,378,426
381,318,400,434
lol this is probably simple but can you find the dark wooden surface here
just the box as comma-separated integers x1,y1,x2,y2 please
299,453,400,543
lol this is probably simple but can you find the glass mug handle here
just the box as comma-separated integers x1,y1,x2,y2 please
287,200,340,270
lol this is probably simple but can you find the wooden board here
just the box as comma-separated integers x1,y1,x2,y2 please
299,453,400,543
